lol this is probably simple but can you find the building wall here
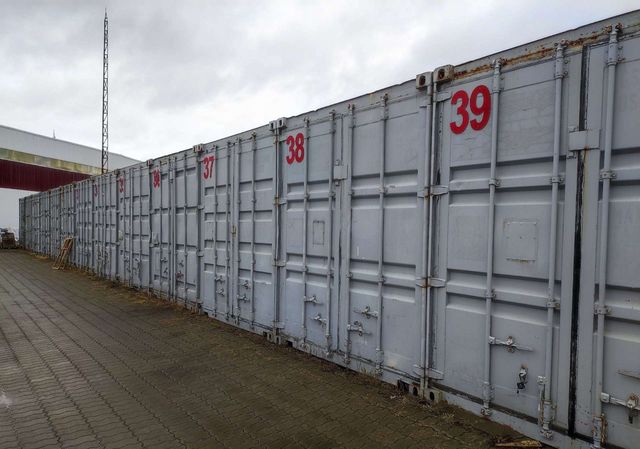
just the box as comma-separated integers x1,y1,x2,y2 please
0,124,140,235
0,124,138,170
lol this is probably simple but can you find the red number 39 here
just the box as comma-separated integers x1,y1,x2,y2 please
450,85,491,134
285,133,305,165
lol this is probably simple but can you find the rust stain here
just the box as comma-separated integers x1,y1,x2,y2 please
454,28,610,81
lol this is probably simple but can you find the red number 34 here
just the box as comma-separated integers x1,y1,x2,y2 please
450,85,491,134
285,133,305,164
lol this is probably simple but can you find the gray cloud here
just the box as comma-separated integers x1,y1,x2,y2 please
1,0,638,161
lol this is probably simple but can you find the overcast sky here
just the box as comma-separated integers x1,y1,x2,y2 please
1,0,637,161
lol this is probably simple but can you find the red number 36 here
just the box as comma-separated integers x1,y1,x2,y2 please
450,85,491,134
285,133,305,165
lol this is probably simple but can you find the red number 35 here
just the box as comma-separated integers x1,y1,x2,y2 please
450,85,491,134
285,133,305,164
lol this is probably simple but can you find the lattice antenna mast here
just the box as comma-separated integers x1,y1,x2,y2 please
101,9,109,173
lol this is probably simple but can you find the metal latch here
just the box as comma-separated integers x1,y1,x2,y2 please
347,321,370,336
312,314,327,326
489,335,533,353
304,295,320,304
354,305,378,319
601,392,640,423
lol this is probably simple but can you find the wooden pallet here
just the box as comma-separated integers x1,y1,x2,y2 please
53,237,74,270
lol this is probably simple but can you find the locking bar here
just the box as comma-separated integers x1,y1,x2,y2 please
347,321,370,336
619,369,640,380
601,392,640,423
601,392,640,410
354,305,378,319
303,294,320,304
489,335,533,352
312,314,327,326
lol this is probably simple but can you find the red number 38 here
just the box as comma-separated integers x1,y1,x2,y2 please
450,85,491,134
285,133,305,164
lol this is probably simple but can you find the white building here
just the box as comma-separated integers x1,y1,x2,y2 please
0,124,138,237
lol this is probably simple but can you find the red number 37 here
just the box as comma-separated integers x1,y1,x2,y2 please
450,85,491,134
285,133,305,164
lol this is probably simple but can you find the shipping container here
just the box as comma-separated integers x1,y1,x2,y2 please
19,11,640,449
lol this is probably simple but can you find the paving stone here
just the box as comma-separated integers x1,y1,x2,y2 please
0,251,526,449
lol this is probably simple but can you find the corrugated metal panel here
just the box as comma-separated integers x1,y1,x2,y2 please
0,159,90,191
19,11,640,449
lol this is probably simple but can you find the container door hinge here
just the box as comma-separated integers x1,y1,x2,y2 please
594,304,611,315
435,91,451,102
418,185,448,198
600,170,616,180
273,196,287,205
592,415,605,444
333,164,348,181
428,277,446,288
568,128,600,152
412,365,444,380
273,260,286,267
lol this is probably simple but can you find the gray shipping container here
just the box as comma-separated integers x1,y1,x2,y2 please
20,11,640,449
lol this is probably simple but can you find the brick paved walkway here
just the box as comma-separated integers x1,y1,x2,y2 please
0,250,522,449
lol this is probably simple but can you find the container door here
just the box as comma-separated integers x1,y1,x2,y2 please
73,185,81,266
219,144,233,318
201,144,234,318
223,133,277,330
573,31,640,448
107,173,118,279
49,190,57,257
201,146,218,314
117,170,130,283
174,154,198,304
151,162,171,295
131,166,150,289
93,178,103,273
78,181,89,268
337,92,424,381
432,47,585,428
276,114,340,354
